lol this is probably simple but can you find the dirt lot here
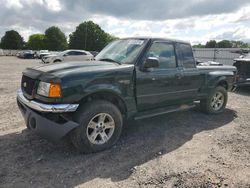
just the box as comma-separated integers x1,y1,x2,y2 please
0,56,249,188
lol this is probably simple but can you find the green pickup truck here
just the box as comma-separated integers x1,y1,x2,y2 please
17,37,236,153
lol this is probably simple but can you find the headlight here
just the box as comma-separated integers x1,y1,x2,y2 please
37,81,62,98
37,82,50,96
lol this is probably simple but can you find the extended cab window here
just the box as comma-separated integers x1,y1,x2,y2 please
177,43,195,68
146,42,176,69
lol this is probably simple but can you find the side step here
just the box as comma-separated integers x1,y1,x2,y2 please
134,103,196,120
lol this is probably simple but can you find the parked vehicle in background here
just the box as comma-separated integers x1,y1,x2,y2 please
35,50,50,59
17,50,35,59
0,49,4,56
17,37,236,153
234,52,250,86
89,51,99,57
196,59,223,66
16,51,22,58
42,49,93,63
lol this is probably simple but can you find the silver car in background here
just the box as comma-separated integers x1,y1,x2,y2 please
42,49,94,63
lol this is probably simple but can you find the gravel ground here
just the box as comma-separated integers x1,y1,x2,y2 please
0,56,249,188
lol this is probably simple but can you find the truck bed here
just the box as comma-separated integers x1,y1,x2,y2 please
197,65,236,72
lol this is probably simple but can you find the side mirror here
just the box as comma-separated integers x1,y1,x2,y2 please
63,54,68,56
144,57,159,69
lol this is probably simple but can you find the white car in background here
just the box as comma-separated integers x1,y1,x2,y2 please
35,50,50,59
0,49,4,56
42,49,94,63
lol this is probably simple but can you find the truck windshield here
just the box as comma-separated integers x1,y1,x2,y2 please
95,39,146,64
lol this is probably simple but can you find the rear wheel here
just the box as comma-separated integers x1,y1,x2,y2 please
200,86,228,114
70,100,123,153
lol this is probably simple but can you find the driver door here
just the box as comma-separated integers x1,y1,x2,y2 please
136,41,185,111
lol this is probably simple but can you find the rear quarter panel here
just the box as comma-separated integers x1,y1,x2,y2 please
197,66,236,95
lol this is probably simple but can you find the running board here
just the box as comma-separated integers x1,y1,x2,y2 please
134,104,196,120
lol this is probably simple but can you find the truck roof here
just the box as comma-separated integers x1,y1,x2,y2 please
123,37,190,44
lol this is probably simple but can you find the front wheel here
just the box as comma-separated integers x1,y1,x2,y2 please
70,100,123,153
200,86,228,114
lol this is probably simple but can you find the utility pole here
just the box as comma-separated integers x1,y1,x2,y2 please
84,24,87,50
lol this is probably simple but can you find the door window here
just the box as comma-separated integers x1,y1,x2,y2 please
146,42,176,69
75,51,87,55
177,43,195,68
67,51,77,56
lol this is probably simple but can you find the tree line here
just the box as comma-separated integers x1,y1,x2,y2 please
193,40,250,48
1,21,249,51
0,21,117,51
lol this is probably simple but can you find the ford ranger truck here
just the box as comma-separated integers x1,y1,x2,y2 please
17,37,237,153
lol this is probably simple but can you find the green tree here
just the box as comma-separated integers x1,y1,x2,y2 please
239,42,250,48
44,26,67,51
0,30,24,49
69,21,117,51
205,40,217,48
27,34,45,50
192,43,205,48
217,40,232,48
231,41,250,48
105,33,119,43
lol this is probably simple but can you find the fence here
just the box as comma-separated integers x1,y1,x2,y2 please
0,49,21,56
0,49,60,56
1,48,250,66
193,48,250,65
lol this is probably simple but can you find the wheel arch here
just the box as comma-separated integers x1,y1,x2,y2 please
78,90,128,117
53,57,62,62
207,71,235,91
216,79,228,90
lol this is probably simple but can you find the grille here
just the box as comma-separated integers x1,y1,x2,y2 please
21,75,36,96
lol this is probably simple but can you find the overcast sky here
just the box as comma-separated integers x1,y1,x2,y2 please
1,0,250,44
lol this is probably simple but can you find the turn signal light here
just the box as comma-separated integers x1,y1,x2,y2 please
49,83,62,98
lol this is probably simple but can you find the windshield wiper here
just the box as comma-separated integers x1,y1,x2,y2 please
98,58,121,65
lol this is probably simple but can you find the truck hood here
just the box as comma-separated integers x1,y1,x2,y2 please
24,61,134,81
36,61,129,73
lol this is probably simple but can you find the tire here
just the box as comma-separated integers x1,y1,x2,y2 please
53,59,61,63
70,100,123,153
200,86,228,114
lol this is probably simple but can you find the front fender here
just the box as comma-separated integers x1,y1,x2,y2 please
83,84,123,97
79,83,137,117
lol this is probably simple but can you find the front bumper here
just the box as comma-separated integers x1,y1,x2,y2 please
17,90,79,141
17,89,79,113
236,78,250,87
237,82,250,87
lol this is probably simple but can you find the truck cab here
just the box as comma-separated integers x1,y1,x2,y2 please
135,39,202,111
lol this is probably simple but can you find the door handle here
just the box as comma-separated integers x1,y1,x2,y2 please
175,73,183,79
